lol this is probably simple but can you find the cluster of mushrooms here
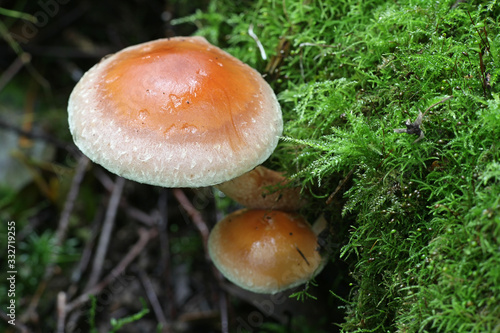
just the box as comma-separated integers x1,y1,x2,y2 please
68,36,326,294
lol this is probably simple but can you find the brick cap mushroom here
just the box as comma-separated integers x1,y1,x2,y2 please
208,209,325,294
216,166,305,211
68,36,282,187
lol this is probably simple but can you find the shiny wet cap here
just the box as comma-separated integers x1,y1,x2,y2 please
208,209,323,294
68,36,282,187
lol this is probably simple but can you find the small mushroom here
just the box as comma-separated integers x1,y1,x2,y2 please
68,36,282,188
208,209,325,294
216,166,305,211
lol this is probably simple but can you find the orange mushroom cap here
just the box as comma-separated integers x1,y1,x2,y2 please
216,166,305,211
208,209,324,294
68,36,282,187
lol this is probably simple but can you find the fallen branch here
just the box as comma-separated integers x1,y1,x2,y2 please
172,188,210,257
65,227,158,313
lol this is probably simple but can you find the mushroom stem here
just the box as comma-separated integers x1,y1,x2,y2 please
312,214,328,236
215,166,305,211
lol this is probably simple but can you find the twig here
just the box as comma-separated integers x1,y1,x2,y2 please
422,95,454,117
0,53,31,92
219,292,229,333
394,111,425,143
54,155,90,249
66,227,158,313
23,45,112,59
248,24,267,60
0,118,79,155
21,155,89,323
171,191,229,332
172,188,210,257
70,203,106,286
93,167,115,192
85,176,126,290
466,10,490,53
56,292,67,333
157,188,170,273
138,268,170,331
0,310,31,332
125,206,159,227
157,188,178,321
326,167,355,205
0,20,49,90
394,95,454,143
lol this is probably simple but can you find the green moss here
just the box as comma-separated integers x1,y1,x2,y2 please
183,0,499,331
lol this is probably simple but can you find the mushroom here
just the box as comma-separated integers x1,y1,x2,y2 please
67,36,282,188
216,165,305,211
208,209,325,294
